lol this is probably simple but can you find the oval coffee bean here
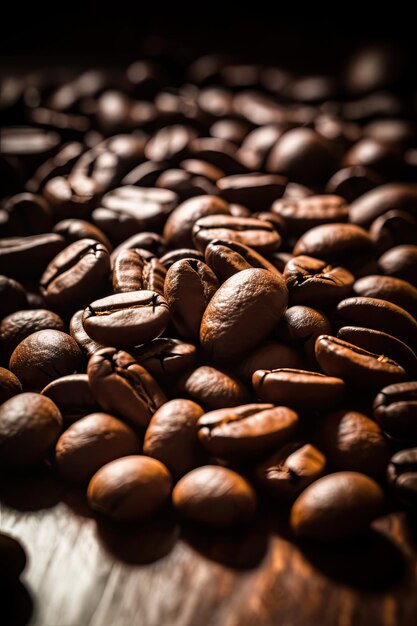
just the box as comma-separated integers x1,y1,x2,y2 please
315,335,406,392
132,338,197,383
378,244,417,286
53,218,113,251
69,309,105,356
276,305,332,363
205,239,279,282
0,308,65,362
237,341,305,381
200,268,288,361
193,215,281,255
272,195,348,236
110,232,167,265
353,275,417,319
284,255,354,306
87,455,172,522
217,173,286,210
325,165,382,203
41,374,99,422
0,392,62,472
87,347,166,427
1,192,53,237
159,248,204,269
198,403,298,460
374,382,417,441
112,248,166,295
176,365,250,410
0,275,27,319
370,211,417,254
349,183,417,227
0,367,22,404
100,186,178,232
0,233,65,279
55,412,140,483
290,472,385,540
83,291,170,348
253,368,345,412
387,448,417,507
173,465,257,527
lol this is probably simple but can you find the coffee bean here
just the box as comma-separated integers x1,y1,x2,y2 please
353,275,417,318
205,239,279,283
26,142,84,194
276,306,332,364
43,176,97,221
378,245,417,286
55,412,140,483
132,338,197,383
181,159,224,182
0,275,27,319
87,455,172,522
198,403,298,460
0,308,65,363
0,233,65,279
177,365,250,410
112,248,166,295
69,309,105,356
173,465,257,527
0,392,62,471
0,367,22,403
325,166,383,203
145,125,197,163
272,195,348,237
217,173,286,210
374,382,417,441
370,211,417,254
238,125,283,170
210,119,252,145
110,232,167,264
122,161,168,187
237,341,305,381
190,137,247,175
284,255,354,306
387,448,417,507
1,193,52,236
349,183,417,228
343,138,406,180
41,374,99,422
53,218,113,251
159,248,204,269
193,215,281,255
290,472,385,540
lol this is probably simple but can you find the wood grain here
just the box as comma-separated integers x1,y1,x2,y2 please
1,469,416,626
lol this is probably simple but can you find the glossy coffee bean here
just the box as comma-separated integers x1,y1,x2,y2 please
41,374,99,422
349,183,417,228
256,442,326,500
315,410,390,478
87,348,166,427
110,232,167,264
387,448,417,507
55,412,140,483
200,269,287,361
145,125,197,163
1,193,53,236
189,137,247,175
0,367,22,403
370,211,417,254
315,335,406,392
0,233,65,279
343,138,406,179
193,215,281,255
284,255,354,306
290,472,385,540
198,403,298,460
87,455,172,522
132,338,197,383
83,290,170,348
164,259,219,340
69,309,105,356
353,275,417,318
205,239,279,283
276,306,332,363
159,248,204,269
325,165,382,203
378,245,417,286
0,275,27,319
52,218,112,251
237,341,305,381
177,365,250,410
9,330,82,391
253,368,345,412
217,173,286,210
272,195,348,237
112,248,166,295
0,309,65,362
143,399,204,478
374,382,417,441
43,176,97,221
0,392,62,471
173,465,257,527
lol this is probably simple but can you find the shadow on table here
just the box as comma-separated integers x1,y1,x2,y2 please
0,466,64,511
1,581,34,626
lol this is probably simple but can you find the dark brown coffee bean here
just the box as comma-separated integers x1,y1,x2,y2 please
133,338,197,383
349,183,417,228
87,455,172,522
238,125,283,170
159,248,204,269
0,367,22,403
181,159,224,182
315,334,406,391
145,125,197,163
290,472,385,540
387,448,417,507
177,365,250,410
315,410,390,477
69,309,105,356
364,119,417,148
284,255,354,306
173,465,257,527
217,173,286,210
378,245,417,286
353,275,417,318
370,211,417,254
276,306,332,363
256,442,326,500
55,412,140,483
193,215,281,255
210,119,251,145
0,309,65,362
83,290,170,348
253,368,345,412
53,218,112,251
0,392,62,471
0,233,65,279
237,341,305,381
1,126,60,164
201,269,288,361
155,168,218,200
163,195,230,249
9,330,82,391
345,44,404,95
41,374,99,422
87,347,166,427
343,138,406,179
374,382,417,441
272,195,348,237
110,232,167,264
122,160,168,187
143,399,204,478
43,176,97,221
26,142,84,193
205,239,279,283
198,403,298,460
112,248,166,295
0,275,27,319
325,166,383,203
190,137,247,175
0,532,26,585
1,193,52,236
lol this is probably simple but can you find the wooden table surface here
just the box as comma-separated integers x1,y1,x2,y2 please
1,468,417,626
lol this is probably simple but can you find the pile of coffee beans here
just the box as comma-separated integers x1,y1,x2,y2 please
1,46,417,547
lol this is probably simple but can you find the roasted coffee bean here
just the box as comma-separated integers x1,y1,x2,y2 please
210,119,251,145
325,166,383,203
343,138,406,179
205,239,279,282
190,137,247,175
87,455,172,522
112,248,166,295
198,403,298,460
40,238,110,308
181,159,224,182
1,126,60,169
253,368,345,412
315,410,390,477
143,399,204,478
378,245,417,286
193,215,281,255
272,195,348,237
200,269,287,361
238,125,283,170
337,326,417,376
374,382,417,441
41,374,99,422
315,335,406,391
387,448,417,507
276,306,332,363
133,338,197,383
0,367,22,403
55,412,140,483
0,275,27,319
83,290,170,348
53,218,112,251
9,330,82,391
0,532,26,585
122,160,168,187
1,193,53,236
155,168,218,199
159,248,204,269
217,173,286,210
364,118,417,148
0,233,65,279
164,259,219,340
290,472,385,540
293,223,375,275
353,275,417,318
284,255,354,306
0,308,65,363
177,365,250,410
349,183,417,228
26,142,85,193
43,176,97,221
336,297,417,351
145,124,197,162
256,442,326,500
173,465,257,527
237,341,305,381
87,347,166,427
0,392,62,471
69,309,105,356
163,195,230,249
370,211,417,254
